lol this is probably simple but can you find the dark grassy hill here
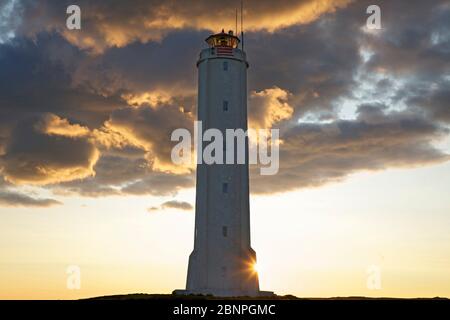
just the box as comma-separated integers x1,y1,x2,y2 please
84,293,449,300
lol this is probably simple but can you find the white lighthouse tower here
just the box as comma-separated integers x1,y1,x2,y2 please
176,30,271,297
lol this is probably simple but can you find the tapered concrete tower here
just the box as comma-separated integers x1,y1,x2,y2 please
176,30,264,297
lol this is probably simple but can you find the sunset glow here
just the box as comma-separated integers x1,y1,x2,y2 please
0,0,449,300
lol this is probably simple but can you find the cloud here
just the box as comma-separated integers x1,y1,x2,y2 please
360,0,450,78
15,0,353,52
250,105,449,193
0,0,449,200
0,0,22,44
37,113,90,137
147,200,193,212
0,34,125,128
122,172,194,196
105,102,194,172
161,200,193,211
0,114,99,185
52,180,121,198
246,17,361,120
51,155,150,197
249,87,293,128
69,31,202,97
0,190,62,207
407,80,450,124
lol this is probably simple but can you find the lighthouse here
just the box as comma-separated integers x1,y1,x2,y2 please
175,30,271,297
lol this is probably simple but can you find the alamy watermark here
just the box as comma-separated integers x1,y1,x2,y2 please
66,265,81,290
171,121,279,175
366,265,382,290
66,5,81,30
366,5,382,30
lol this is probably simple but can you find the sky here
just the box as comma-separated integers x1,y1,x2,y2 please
0,0,449,299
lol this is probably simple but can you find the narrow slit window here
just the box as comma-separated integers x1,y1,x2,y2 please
223,61,228,71
223,100,229,111
222,226,228,237
222,182,228,193
223,141,226,160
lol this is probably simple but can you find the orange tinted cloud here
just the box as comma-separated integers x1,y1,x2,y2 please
36,113,90,137
104,102,194,173
19,0,353,52
1,114,99,185
249,87,294,128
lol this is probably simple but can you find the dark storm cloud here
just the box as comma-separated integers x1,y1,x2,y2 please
0,114,99,185
71,31,204,97
0,34,125,128
357,0,450,125
406,80,450,124
0,0,449,199
90,155,150,185
105,102,194,169
13,0,352,52
122,172,194,196
53,179,121,198
0,190,61,207
53,171,194,198
0,32,196,194
250,104,449,193
361,0,450,78
49,151,194,198
246,12,361,119
52,155,151,197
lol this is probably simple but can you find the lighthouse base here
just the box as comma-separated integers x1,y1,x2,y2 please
173,289,275,298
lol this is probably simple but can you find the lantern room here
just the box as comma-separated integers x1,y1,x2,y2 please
206,29,240,48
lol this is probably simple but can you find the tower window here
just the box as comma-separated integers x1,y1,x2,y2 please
222,226,228,237
223,61,228,71
222,182,228,193
223,100,229,111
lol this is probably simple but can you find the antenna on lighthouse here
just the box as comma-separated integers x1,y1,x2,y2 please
235,8,238,36
241,0,244,50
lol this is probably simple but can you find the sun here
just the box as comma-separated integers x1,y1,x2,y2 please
252,262,259,274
